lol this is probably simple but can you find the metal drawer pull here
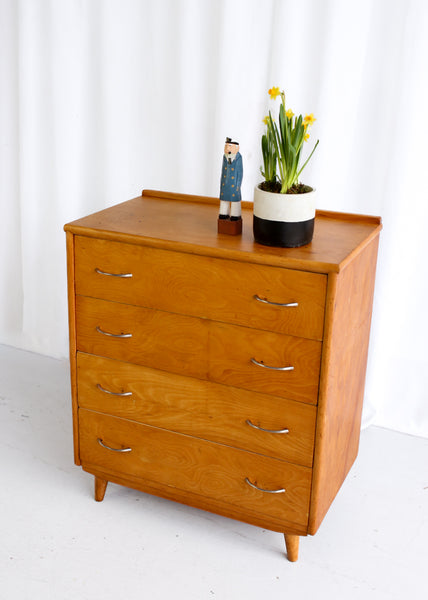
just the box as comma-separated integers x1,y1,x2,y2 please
245,419,289,434
95,268,133,278
254,295,298,308
97,438,132,453
96,326,133,338
245,477,286,494
250,358,294,371
97,384,132,397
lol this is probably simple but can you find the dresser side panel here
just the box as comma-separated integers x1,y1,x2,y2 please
66,231,80,465
309,234,380,534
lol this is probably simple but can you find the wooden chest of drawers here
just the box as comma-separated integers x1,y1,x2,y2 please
64,190,381,561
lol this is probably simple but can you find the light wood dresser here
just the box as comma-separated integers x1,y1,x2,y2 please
64,190,381,562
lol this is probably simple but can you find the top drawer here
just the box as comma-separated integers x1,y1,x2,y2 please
74,236,326,340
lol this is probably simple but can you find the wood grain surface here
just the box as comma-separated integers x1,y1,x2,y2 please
77,352,317,467
79,408,312,528
75,295,209,379
75,296,321,404
74,235,326,340
309,236,381,534
65,190,382,558
64,191,382,274
208,322,322,404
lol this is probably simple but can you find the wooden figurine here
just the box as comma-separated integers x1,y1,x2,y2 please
218,137,243,235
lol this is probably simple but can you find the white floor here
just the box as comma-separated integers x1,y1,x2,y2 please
1,344,427,600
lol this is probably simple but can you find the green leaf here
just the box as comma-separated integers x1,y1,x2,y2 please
297,139,319,178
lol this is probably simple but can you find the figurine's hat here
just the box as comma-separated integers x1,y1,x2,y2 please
225,137,239,145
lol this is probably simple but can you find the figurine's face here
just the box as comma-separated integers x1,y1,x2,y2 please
224,142,239,156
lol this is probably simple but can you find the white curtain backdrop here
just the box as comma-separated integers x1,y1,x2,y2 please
1,0,428,438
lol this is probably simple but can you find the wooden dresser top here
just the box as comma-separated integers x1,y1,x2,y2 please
64,190,382,274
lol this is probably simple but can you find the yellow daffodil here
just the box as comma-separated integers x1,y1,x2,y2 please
268,86,281,100
303,113,316,126
261,86,319,193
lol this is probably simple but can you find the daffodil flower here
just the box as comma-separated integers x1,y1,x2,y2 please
268,86,281,100
303,113,316,126
261,88,319,193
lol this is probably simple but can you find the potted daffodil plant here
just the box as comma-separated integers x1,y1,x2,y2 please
254,87,319,247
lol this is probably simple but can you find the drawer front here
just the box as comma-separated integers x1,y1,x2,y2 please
77,353,317,467
79,409,312,528
74,236,326,340
209,323,322,404
75,296,208,380
76,297,321,404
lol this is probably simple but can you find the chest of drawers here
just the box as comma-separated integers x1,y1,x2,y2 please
64,190,381,561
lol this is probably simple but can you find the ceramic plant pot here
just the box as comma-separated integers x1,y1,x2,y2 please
253,185,316,247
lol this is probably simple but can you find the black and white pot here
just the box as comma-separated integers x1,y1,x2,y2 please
253,185,316,248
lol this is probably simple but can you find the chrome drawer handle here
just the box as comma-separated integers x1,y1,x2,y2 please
245,419,289,434
250,358,294,371
95,268,133,278
245,477,286,494
96,326,133,338
97,384,133,397
97,438,132,453
254,295,298,308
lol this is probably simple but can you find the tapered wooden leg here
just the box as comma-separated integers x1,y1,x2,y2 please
284,534,299,562
94,476,108,502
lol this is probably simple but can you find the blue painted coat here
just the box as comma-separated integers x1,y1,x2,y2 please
220,152,243,202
